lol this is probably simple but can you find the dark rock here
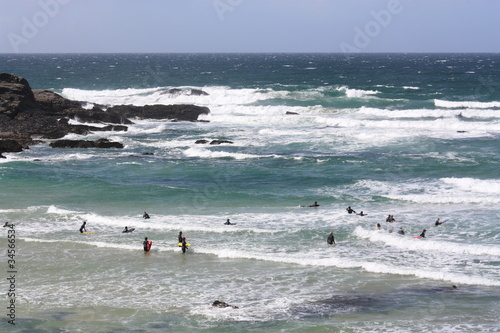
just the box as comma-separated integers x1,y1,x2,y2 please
195,139,209,144
0,139,24,153
161,88,209,96
190,89,209,96
106,104,210,122
0,73,37,118
0,133,36,149
212,300,238,309
33,89,82,114
68,107,133,124
209,140,233,145
50,138,123,149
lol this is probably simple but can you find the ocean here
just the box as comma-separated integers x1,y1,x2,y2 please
0,53,499,332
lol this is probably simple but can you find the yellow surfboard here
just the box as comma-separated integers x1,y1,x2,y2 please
83,231,96,234
177,243,191,246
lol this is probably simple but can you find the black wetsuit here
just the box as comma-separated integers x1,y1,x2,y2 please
79,223,86,233
327,233,335,245
182,240,188,253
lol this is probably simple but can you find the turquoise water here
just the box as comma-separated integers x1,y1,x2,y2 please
1,53,499,332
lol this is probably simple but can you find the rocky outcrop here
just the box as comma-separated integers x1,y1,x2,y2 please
50,138,124,149
0,73,37,118
0,73,210,157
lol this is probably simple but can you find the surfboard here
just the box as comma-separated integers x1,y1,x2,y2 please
83,231,96,234
412,236,424,239
122,228,135,233
178,243,191,246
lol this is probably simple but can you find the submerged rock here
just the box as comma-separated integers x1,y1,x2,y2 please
212,300,239,309
49,138,124,149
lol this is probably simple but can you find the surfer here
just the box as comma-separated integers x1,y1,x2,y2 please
327,232,335,245
79,221,87,233
357,211,367,216
419,229,427,238
435,218,444,226
123,226,134,233
397,227,405,235
346,206,356,214
375,223,381,230
181,237,188,253
309,201,320,207
178,231,183,244
143,211,150,219
386,215,395,222
143,237,152,252
3,222,13,227
224,219,231,225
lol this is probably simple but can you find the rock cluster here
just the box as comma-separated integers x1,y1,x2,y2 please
0,73,210,157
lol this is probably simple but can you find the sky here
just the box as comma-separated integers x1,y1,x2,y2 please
0,0,499,53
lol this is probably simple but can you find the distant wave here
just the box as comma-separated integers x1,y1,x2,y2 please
184,147,265,160
435,99,500,109
353,178,500,205
336,86,380,98
354,227,500,257
198,247,500,286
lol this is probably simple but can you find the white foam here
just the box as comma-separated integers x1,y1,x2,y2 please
435,99,500,109
197,246,500,287
441,177,500,195
46,205,81,215
183,146,263,160
354,227,500,257
337,86,380,98
357,178,500,205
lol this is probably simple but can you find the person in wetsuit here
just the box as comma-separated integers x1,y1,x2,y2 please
327,232,335,245
181,237,188,253
143,237,152,252
419,229,427,238
79,221,87,233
